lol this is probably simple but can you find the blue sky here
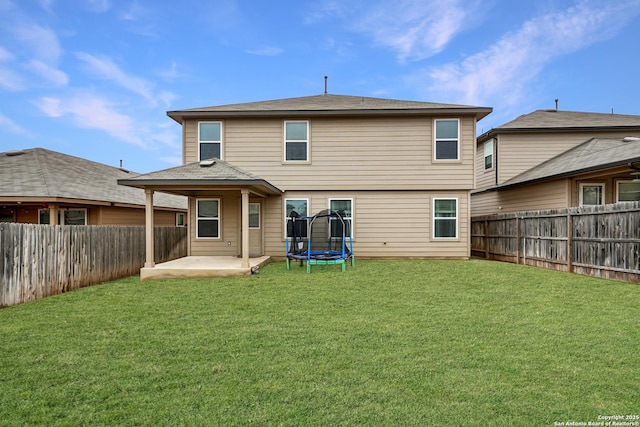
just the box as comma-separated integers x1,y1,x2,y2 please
1,0,640,173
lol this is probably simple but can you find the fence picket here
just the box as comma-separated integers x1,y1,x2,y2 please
0,225,187,307
472,202,640,283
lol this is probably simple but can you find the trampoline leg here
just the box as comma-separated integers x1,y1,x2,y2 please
286,258,290,270
341,262,345,272
307,261,311,273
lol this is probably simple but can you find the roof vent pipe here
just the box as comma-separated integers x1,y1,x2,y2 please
555,98,558,110
324,76,328,94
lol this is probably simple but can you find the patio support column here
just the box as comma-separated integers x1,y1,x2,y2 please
145,188,155,268
241,189,250,268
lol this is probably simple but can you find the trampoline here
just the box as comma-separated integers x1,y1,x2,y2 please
286,209,354,273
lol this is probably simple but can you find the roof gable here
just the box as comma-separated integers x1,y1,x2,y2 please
0,148,186,209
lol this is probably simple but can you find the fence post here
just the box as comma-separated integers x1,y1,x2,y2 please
484,220,489,259
515,216,520,264
567,213,573,273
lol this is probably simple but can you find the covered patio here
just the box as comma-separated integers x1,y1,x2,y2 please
118,159,282,280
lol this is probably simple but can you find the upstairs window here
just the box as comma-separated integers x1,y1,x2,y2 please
434,119,460,161
484,139,494,170
284,121,309,162
199,122,222,160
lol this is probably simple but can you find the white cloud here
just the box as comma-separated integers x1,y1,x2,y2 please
75,52,174,107
83,0,111,13
0,112,28,135
355,0,479,62
37,94,146,147
36,93,181,150
11,23,62,64
26,60,69,86
0,46,14,61
306,0,481,62
158,61,180,80
246,46,284,56
419,1,640,107
0,67,25,91
7,23,68,88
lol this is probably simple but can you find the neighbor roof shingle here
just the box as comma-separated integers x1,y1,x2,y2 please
0,148,187,209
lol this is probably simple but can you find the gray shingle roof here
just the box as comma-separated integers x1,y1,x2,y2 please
0,148,187,209
118,159,283,195
478,109,640,143
499,137,640,189
168,93,492,122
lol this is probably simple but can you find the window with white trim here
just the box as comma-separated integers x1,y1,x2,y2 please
284,121,309,162
329,198,353,238
249,203,260,229
617,180,640,202
579,183,604,206
434,119,459,161
176,212,186,227
199,122,222,160
285,198,308,238
196,199,220,238
433,198,458,239
39,208,87,225
484,139,494,170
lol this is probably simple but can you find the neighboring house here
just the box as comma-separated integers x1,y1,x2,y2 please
473,109,640,215
0,148,187,225
119,93,492,268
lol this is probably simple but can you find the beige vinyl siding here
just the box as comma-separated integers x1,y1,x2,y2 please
184,116,477,191
472,179,570,215
189,191,240,256
496,131,637,186
264,190,470,259
475,139,496,191
470,191,501,216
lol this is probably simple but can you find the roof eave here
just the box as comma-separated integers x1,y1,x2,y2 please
168,107,493,123
118,178,283,195
478,125,640,143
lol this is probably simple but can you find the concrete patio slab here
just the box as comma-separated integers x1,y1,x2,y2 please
140,256,271,281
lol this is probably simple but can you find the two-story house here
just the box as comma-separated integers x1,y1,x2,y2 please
473,109,640,216
119,94,491,277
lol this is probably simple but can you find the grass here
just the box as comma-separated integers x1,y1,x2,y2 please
1,260,639,426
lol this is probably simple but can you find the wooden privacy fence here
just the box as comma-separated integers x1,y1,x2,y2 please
0,224,187,307
471,201,640,283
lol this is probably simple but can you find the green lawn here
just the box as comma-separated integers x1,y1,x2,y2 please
1,260,638,426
